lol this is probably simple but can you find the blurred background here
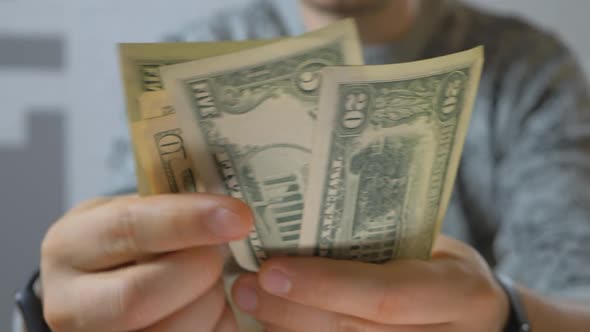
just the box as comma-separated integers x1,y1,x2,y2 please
0,0,589,328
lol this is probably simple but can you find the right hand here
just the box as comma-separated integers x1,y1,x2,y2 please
40,193,253,332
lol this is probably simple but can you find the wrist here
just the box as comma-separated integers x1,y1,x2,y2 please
14,270,52,332
495,273,532,332
491,273,511,332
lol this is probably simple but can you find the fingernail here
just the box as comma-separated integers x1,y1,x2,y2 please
234,285,258,312
260,268,292,295
207,207,247,238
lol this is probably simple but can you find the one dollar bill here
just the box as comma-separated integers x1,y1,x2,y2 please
132,90,198,194
300,47,484,261
161,19,364,271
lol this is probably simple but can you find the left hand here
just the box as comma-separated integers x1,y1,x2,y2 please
231,235,509,332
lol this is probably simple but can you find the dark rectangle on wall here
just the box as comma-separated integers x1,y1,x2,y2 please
0,110,65,332
0,34,64,69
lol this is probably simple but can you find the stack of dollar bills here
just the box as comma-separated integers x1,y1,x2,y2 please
120,19,483,273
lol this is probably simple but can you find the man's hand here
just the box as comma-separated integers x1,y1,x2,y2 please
40,194,253,332
232,236,510,332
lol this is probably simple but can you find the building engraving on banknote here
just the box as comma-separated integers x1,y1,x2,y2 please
314,68,472,262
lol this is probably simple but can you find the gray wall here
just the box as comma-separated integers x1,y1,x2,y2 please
1,0,589,329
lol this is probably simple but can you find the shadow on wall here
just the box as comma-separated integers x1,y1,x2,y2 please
0,35,63,69
0,112,65,227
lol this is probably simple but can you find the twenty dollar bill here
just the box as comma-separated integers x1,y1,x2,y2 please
300,47,484,261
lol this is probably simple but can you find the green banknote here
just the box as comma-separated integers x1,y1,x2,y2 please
120,40,276,123
300,47,484,262
161,19,364,271
119,40,274,194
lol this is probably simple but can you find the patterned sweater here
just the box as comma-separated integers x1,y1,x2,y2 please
13,0,590,331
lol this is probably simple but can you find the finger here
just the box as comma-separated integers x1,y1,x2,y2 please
140,282,227,332
233,274,452,332
43,246,224,332
213,305,240,332
256,256,480,325
44,193,253,270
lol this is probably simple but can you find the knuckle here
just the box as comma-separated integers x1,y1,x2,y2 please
113,274,149,329
108,199,142,254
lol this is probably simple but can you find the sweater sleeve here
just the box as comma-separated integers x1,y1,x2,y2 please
492,31,590,302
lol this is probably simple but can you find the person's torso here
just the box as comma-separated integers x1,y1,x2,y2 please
155,0,567,265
